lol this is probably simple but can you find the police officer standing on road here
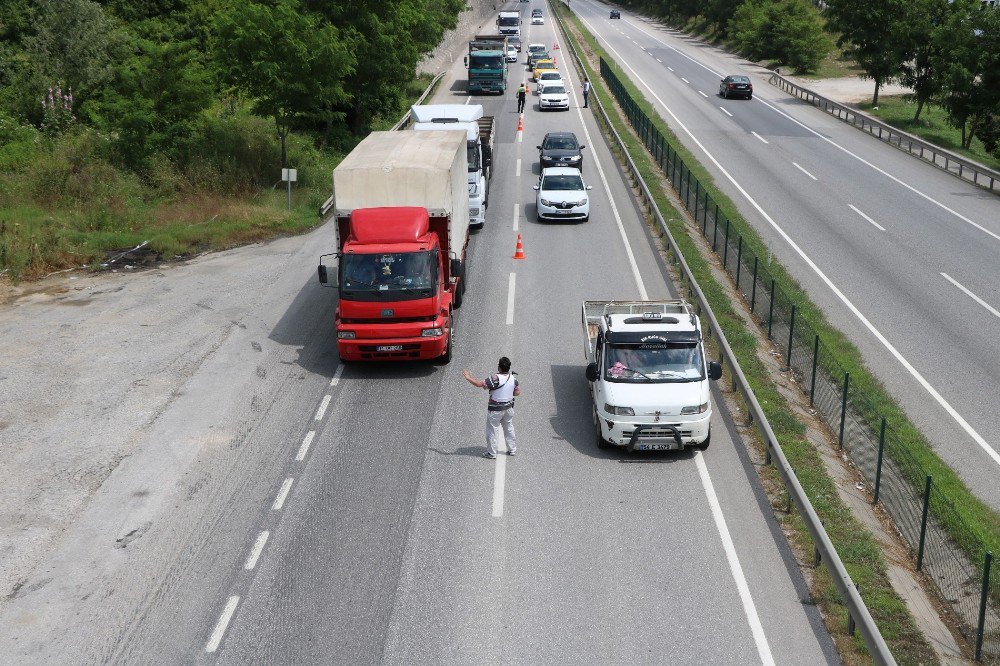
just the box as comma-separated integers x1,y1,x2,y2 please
516,83,527,114
582,77,591,108
463,357,520,459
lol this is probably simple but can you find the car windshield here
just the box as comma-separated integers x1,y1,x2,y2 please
730,76,749,83
542,86,566,94
341,251,437,301
543,136,578,150
604,343,704,382
541,174,584,190
540,73,560,80
529,45,545,52
471,54,504,69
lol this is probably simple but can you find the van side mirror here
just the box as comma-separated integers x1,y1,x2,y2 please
708,361,722,381
586,363,599,382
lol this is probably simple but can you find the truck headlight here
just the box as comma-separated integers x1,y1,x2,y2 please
603,403,634,416
680,402,709,415
421,328,443,337
338,331,356,339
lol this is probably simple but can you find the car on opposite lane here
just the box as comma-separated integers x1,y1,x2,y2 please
538,83,569,111
534,167,592,222
538,131,585,171
719,75,753,100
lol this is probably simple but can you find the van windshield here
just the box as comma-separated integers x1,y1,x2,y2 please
604,342,704,382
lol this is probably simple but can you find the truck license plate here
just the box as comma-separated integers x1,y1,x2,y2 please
376,345,403,352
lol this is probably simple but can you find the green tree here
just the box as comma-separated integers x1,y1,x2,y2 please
898,0,949,121
931,0,980,146
704,0,745,35
213,0,354,166
729,0,829,73
826,0,911,106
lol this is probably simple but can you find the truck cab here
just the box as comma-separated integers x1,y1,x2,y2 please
497,11,521,37
583,301,722,451
411,104,494,227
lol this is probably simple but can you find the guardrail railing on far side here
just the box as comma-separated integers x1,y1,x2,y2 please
768,72,999,194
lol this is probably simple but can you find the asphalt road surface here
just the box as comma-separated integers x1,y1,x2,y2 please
0,3,837,663
569,0,1000,512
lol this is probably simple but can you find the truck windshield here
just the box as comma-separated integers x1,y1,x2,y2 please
467,141,480,172
341,251,437,301
604,343,704,382
498,16,519,26
470,54,504,69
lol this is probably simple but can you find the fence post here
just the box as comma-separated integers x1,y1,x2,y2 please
750,257,759,314
809,335,819,405
702,202,709,234
723,218,731,268
976,551,993,661
917,475,932,570
694,180,700,218
785,306,796,370
735,237,743,290
767,279,775,339
873,418,887,505
838,373,850,448
712,209,719,251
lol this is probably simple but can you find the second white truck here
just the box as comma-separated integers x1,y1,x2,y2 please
583,300,722,451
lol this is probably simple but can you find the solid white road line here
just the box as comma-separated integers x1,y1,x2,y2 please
516,157,522,177
205,596,240,653
578,13,1000,466
751,131,769,144
942,273,1000,319
512,203,520,231
314,395,331,421
681,77,690,84
792,162,818,181
272,478,294,511
698,90,708,98
506,272,516,325
848,204,886,232
296,430,315,461
244,531,269,570
329,364,344,386
695,453,776,666
492,448,507,517
719,106,733,117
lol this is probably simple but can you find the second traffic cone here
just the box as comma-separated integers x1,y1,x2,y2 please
553,41,559,50
517,114,523,132
513,233,525,259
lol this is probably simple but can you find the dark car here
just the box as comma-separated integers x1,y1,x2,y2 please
719,75,753,100
509,35,522,52
538,132,585,171
531,8,543,16
610,9,620,18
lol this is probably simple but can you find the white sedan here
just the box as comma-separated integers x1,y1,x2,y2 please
536,71,563,93
505,44,517,62
531,15,544,24
538,82,569,111
533,167,592,222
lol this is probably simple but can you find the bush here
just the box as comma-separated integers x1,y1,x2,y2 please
729,0,830,73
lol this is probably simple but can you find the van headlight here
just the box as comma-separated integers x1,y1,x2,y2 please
421,328,444,337
540,198,554,206
603,403,634,416
680,402,709,415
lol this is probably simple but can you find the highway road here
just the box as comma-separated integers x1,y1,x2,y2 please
0,3,836,663
568,0,1000,512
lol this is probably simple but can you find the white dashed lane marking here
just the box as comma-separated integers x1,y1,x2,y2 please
272,478,294,511
848,204,885,231
942,273,1000,318
295,430,315,461
314,395,331,420
792,162,818,181
244,531,269,570
205,596,240,653
751,131,769,144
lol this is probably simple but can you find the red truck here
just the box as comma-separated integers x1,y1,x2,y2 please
317,130,470,363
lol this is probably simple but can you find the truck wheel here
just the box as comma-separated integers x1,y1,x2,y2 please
696,428,711,450
439,322,454,364
454,264,466,308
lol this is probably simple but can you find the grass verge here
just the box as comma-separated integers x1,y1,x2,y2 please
555,3,942,663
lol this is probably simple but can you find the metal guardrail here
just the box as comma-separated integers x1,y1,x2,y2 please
768,72,1000,194
553,6,896,664
318,71,448,220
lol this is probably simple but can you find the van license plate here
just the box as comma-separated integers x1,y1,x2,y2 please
376,345,403,352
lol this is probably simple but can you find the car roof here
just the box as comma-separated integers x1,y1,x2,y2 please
528,43,545,49
541,166,583,177
727,75,750,81
540,83,566,91
543,131,578,139
539,71,562,77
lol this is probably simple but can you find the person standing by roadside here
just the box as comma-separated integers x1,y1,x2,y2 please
516,82,527,114
463,357,520,459
582,77,591,108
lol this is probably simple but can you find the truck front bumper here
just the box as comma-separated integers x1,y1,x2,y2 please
599,412,711,450
337,333,448,361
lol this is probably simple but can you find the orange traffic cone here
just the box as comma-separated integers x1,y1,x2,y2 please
513,233,526,259
553,41,559,50
517,115,523,132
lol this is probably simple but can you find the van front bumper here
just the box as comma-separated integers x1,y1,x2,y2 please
598,412,711,450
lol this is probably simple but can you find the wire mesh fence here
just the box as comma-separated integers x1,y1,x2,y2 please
600,56,999,662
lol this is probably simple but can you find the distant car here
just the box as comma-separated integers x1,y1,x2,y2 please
719,75,753,100
534,167,592,222
506,44,518,62
531,8,543,16
538,83,570,111
610,9,620,18
531,15,544,24
533,59,556,81
536,70,563,93
509,35,522,52
538,131,585,171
